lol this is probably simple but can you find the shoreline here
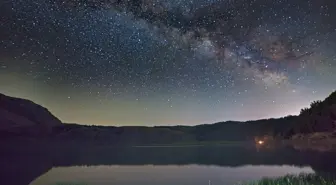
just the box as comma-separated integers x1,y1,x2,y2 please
132,141,252,148
284,139,336,152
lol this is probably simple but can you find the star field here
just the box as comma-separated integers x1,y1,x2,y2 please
0,0,335,126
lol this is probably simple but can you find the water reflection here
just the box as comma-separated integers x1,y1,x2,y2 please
31,165,313,185
1,141,336,185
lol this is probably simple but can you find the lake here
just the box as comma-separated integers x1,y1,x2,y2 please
30,165,313,185
1,142,336,185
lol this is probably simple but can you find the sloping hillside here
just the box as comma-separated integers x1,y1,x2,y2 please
0,93,62,136
1,91,335,145
286,91,336,137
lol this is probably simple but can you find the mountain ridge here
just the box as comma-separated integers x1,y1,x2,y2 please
1,91,335,145
0,93,62,136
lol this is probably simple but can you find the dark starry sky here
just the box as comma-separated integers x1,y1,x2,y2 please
0,0,335,126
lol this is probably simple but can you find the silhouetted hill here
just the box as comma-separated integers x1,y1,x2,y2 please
0,93,62,137
1,91,335,145
285,91,336,137
50,116,298,145
51,91,335,145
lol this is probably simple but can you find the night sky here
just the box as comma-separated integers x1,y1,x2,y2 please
1,0,335,126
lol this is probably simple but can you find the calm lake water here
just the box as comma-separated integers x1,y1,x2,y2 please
2,143,336,185
30,165,313,185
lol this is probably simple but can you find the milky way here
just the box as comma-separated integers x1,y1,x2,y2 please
0,0,335,125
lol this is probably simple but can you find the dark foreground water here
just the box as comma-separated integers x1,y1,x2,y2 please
1,141,336,185
30,165,313,185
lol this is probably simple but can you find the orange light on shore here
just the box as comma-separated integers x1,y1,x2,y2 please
258,140,264,145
